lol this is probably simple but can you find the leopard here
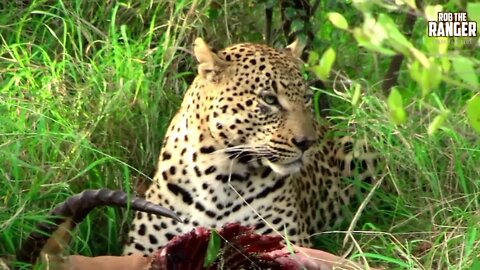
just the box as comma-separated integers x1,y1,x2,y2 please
123,38,379,255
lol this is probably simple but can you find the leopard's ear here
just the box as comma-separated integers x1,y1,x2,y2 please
194,38,228,81
285,39,305,59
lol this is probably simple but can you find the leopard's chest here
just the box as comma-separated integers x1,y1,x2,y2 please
146,159,307,242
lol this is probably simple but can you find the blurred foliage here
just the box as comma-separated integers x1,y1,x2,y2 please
315,0,479,134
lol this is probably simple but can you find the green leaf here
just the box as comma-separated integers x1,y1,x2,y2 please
378,14,413,51
352,0,374,12
402,0,417,9
284,226,295,255
428,110,450,135
307,51,319,66
452,57,479,89
284,7,297,19
465,226,478,260
469,258,480,270
394,0,417,9
467,95,480,134
313,91,323,121
204,229,221,267
467,3,480,25
351,83,361,106
291,19,304,32
424,35,448,55
425,5,442,21
353,27,396,56
362,16,387,46
438,56,451,73
388,87,407,124
311,47,336,81
410,47,430,68
420,60,442,96
327,12,349,30
265,0,278,9
409,60,442,96
206,8,220,19
409,60,422,83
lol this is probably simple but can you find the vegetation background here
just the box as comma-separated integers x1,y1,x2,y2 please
0,0,479,269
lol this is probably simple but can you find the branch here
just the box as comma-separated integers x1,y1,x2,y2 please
265,6,273,45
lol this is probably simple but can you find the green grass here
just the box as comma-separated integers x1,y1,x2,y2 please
319,86,480,269
0,0,203,264
1,1,479,269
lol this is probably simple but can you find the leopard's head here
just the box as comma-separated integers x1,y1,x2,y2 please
193,38,318,175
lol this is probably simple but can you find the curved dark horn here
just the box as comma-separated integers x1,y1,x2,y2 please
16,188,182,265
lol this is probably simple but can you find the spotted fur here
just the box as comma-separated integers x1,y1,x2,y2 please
123,38,378,255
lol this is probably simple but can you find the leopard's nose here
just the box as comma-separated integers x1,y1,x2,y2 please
292,136,315,151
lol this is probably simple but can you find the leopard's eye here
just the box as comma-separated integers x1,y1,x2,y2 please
262,94,279,106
